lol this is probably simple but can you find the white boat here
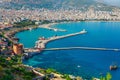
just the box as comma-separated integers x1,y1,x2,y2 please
53,28,58,32
29,28,32,31
80,29,87,33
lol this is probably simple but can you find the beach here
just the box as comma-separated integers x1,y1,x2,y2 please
39,23,67,32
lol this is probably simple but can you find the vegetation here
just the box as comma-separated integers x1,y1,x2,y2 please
46,68,57,74
62,74,72,80
0,55,37,80
0,54,79,80
14,20,36,27
99,72,112,80
40,20,52,24
0,53,113,80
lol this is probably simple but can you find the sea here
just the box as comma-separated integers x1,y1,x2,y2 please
15,22,120,80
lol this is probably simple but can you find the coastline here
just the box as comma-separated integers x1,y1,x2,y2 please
38,23,67,32
16,20,120,53
15,21,106,80
39,23,57,28
3,23,58,44
8,20,120,40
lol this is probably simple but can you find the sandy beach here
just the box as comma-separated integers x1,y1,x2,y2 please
39,23,66,32
39,23,57,28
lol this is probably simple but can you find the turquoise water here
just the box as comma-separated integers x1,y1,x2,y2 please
15,22,120,80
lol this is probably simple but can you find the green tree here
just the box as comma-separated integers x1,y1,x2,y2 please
106,72,112,80
0,65,4,76
100,72,112,80
62,74,71,80
46,68,56,74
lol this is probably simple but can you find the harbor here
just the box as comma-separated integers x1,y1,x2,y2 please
23,29,87,58
17,22,120,80
23,28,120,59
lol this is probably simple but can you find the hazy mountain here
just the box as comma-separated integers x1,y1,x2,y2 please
0,0,119,11
95,0,120,7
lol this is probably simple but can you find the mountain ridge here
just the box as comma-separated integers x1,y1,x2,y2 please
0,0,119,11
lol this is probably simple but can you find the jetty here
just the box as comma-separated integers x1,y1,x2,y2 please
24,46,120,57
43,47,120,52
35,29,87,48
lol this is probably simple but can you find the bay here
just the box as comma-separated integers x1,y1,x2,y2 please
15,22,120,80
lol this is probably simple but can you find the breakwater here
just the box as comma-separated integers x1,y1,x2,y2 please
44,47,120,52
23,29,87,59
35,30,87,49
18,22,120,80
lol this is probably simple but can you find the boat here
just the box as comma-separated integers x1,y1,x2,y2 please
80,29,87,33
110,65,118,70
53,28,58,32
29,28,32,31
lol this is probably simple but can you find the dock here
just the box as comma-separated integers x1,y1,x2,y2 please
43,47,120,52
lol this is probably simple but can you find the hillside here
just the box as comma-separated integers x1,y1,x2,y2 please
0,55,80,80
0,0,119,11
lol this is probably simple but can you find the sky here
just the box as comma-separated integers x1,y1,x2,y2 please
100,0,120,7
